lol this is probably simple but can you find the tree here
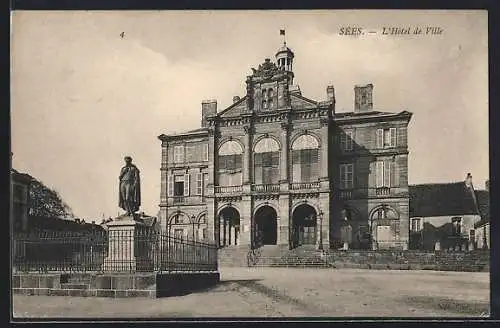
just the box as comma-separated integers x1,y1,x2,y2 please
29,178,74,218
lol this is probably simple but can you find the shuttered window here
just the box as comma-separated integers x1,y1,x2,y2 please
173,145,184,163
376,161,394,188
219,154,243,171
340,164,354,189
196,173,203,195
292,149,319,182
254,151,279,184
377,128,397,149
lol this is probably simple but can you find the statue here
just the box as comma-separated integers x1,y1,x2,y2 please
119,156,141,216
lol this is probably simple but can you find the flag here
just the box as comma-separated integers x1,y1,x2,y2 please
280,29,285,35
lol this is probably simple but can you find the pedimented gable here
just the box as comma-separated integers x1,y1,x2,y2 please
219,96,248,118
291,93,318,110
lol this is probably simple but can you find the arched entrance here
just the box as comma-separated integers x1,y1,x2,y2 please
218,207,240,247
253,206,278,247
291,204,317,248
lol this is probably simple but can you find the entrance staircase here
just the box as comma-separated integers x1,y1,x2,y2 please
218,245,329,268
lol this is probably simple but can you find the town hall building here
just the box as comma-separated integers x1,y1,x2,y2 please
158,41,412,250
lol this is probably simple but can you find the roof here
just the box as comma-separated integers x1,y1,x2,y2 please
334,110,412,120
409,182,479,218
158,127,208,140
11,168,33,184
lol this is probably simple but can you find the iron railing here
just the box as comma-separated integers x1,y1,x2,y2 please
214,185,243,194
254,184,280,192
12,229,218,273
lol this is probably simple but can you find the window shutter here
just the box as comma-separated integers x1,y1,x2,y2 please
369,161,376,187
203,173,209,195
203,144,209,161
376,129,384,148
196,173,203,195
390,128,397,147
384,161,391,187
392,161,400,187
348,164,354,189
340,165,346,189
167,174,174,197
272,152,280,167
376,161,384,187
184,173,190,196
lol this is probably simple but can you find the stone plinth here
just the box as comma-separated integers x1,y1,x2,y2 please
103,215,151,272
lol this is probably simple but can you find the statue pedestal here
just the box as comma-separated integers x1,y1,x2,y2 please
103,215,151,272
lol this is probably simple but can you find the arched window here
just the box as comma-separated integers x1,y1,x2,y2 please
291,134,320,182
254,137,280,185
218,140,243,186
262,100,267,110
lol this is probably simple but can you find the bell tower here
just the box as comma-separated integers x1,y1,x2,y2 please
275,42,295,84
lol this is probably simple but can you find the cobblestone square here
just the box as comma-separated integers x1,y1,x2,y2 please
13,267,490,318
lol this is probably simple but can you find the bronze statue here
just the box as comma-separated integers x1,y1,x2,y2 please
119,156,141,216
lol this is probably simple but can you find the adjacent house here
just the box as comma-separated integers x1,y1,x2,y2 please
11,168,33,233
474,181,490,249
409,173,482,250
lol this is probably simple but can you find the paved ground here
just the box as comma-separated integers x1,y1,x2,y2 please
13,267,490,318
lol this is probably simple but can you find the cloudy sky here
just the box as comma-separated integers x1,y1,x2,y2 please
11,10,488,219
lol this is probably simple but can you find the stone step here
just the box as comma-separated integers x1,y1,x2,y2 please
60,283,90,290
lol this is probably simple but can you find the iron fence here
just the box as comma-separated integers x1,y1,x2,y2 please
12,228,218,273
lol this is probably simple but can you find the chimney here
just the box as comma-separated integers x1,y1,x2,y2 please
201,100,217,128
354,83,373,112
233,96,241,103
326,85,335,103
485,180,490,192
465,173,473,188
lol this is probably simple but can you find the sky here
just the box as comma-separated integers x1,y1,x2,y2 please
11,10,488,219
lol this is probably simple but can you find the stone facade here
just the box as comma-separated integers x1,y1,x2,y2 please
158,42,412,250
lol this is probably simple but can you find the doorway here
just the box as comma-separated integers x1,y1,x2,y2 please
253,206,278,247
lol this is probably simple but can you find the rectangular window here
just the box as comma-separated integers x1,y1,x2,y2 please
185,144,196,163
174,175,184,196
377,128,397,149
340,130,354,151
196,173,203,195
340,164,354,189
376,161,393,188
173,145,184,163
411,218,421,232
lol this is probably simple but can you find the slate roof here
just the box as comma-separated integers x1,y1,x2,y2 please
409,182,479,217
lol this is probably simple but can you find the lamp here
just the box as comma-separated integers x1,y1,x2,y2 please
318,210,324,250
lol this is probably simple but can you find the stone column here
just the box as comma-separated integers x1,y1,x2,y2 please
277,196,290,246
207,127,217,244
279,122,290,183
319,118,330,182
243,125,252,185
240,195,252,247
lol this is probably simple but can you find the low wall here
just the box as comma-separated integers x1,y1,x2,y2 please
326,250,490,272
12,271,220,298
